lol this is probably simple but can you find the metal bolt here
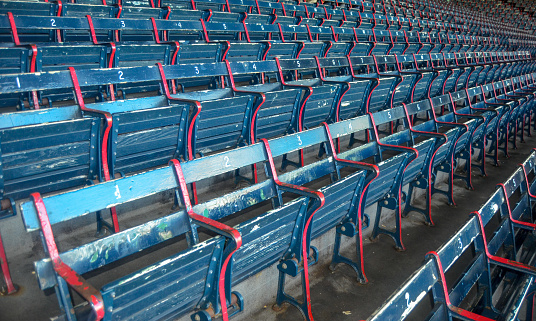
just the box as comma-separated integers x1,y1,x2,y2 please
341,226,346,232
108,307,113,312
416,181,420,186
384,200,389,205
282,263,287,269
195,315,201,321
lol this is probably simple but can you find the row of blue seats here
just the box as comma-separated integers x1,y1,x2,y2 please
0,12,502,48
16,67,536,320
0,51,531,216
0,0,518,50
55,0,475,35
365,150,536,321
398,0,535,35
0,16,514,108
0,0,460,32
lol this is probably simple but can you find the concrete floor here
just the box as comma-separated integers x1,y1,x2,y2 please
1,132,535,321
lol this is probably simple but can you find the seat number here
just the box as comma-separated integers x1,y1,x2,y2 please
114,185,122,199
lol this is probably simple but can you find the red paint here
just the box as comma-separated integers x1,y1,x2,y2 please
274,57,312,133
223,59,266,146
368,112,419,250
114,5,123,41
169,160,241,321
322,123,379,282
473,210,536,274
241,21,251,42
56,1,63,42
346,55,380,116
157,63,201,203
28,45,40,109
200,19,210,42
31,193,104,320
500,176,536,230
401,102,448,223
7,13,20,46
0,231,16,294
427,251,495,321
68,67,119,232
260,139,324,321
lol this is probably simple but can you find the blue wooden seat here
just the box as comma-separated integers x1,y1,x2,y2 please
0,108,100,219
34,44,109,107
426,53,450,98
223,59,303,146
315,56,378,121
361,55,399,114
0,5,57,44
364,112,419,250
491,80,528,154
19,157,246,321
111,43,176,98
347,28,376,56
0,47,30,108
265,120,378,289
364,256,457,321
407,99,465,207
512,74,536,135
498,78,531,145
59,2,117,42
431,92,485,190
374,105,446,226
400,53,435,102
441,53,467,94
276,58,343,131
369,30,392,55
469,84,515,167
462,52,484,88
387,30,408,55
